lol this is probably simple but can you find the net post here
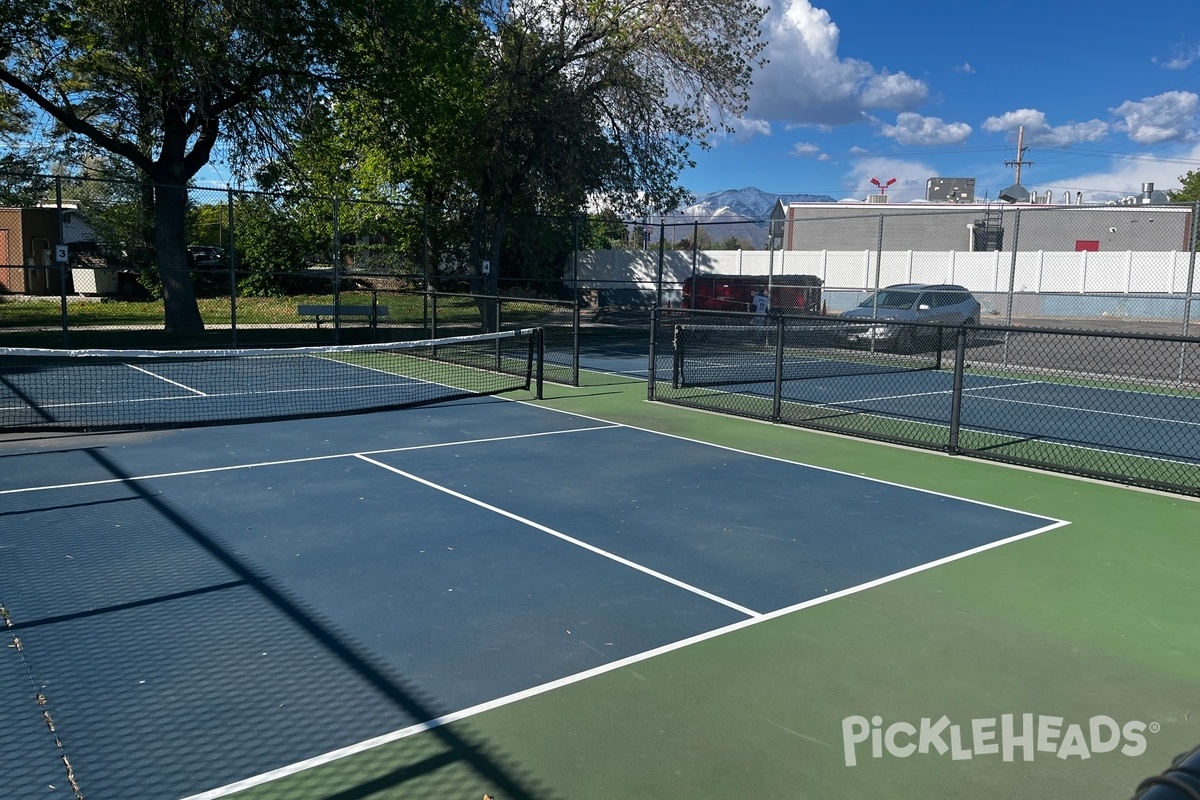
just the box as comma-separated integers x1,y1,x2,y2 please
647,305,658,400
935,325,943,370
371,289,379,343
947,325,968,454
672,324,683,389
494,315,502,372
536,327,545,399
771,315,785,422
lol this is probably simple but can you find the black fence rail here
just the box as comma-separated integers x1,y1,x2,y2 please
0,277,581,386
375,289,578,386
649,309,1200,496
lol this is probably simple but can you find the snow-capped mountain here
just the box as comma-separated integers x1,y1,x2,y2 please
679,187,834,221
657,187,835,247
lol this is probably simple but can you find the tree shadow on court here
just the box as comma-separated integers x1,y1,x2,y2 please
76,448,560,800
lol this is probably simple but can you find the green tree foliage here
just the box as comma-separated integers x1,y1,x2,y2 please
272,0,767,311
585,210,630,250
676,227,716,252
0,0,436,330
233,196,327,297
1169,169,1200,204
454,0,767,308
0,83,57,205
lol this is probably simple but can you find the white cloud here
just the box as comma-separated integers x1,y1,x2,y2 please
880,113,972,146
1154,45,1200,70
749,0,928,125
1111,91,1198,145
1057,142,1200,202
732,117,773,141
953,63,975,74
848,145,870,154
791,142,822,157
842,156,937,202
707,116,772,146
982,109,1108,146
861,72,928,110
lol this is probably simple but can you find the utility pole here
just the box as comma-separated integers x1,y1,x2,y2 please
1005,125,1034,184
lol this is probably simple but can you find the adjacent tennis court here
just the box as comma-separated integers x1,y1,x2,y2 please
3,327,1199,799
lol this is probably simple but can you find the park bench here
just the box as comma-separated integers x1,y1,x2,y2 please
296,304,389,329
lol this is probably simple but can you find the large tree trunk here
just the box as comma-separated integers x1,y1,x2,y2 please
153,179,205,335
467,206,504,332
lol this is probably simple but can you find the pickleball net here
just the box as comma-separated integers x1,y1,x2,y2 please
671,320,946,389
0,328,543,432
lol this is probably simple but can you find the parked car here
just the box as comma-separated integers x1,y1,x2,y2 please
188,245,226,270
839,284,980,352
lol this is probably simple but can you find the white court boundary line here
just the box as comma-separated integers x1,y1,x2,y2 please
1,392,1077,796
525,398,1071,521
0,425,620,496
962,391,1200,427
180,517,1068,800
354,454,762,618
125,364,208,396
674,379,1200,469
830,380,1039,406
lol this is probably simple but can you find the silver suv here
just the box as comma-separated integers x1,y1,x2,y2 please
839,284,980,352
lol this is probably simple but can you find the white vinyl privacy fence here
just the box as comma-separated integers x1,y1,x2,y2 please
569,248,1200,327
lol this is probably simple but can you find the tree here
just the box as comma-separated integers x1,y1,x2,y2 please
456,0,768,313
0,0,426,333
289,0,766,319
676,227,715,252
0,84,57,205
585,210,630,250
1169,169,1200,204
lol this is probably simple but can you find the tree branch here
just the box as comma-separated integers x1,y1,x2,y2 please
0,66,153,174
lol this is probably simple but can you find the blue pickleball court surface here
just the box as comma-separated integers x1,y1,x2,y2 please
0,397,1063,799
668,364,1200,463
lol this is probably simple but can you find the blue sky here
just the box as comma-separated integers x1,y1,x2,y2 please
686,0,1200,202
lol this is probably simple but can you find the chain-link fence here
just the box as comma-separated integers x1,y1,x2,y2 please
0,173,581,384
649,308,1200,496
571,203,1200,338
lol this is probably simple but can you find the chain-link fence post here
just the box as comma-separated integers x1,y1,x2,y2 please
1178,202,1200,384
332,196,341,344
572,213,581,386
948,326,968,454
431,290,439,339
869,213,884,353
1002,207,1022,367
227,188,237,347
656,221,665,308
689,220,699,309
422,203,430,335
55,176,68,347
1182,201,1198,338
771,315,785,422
